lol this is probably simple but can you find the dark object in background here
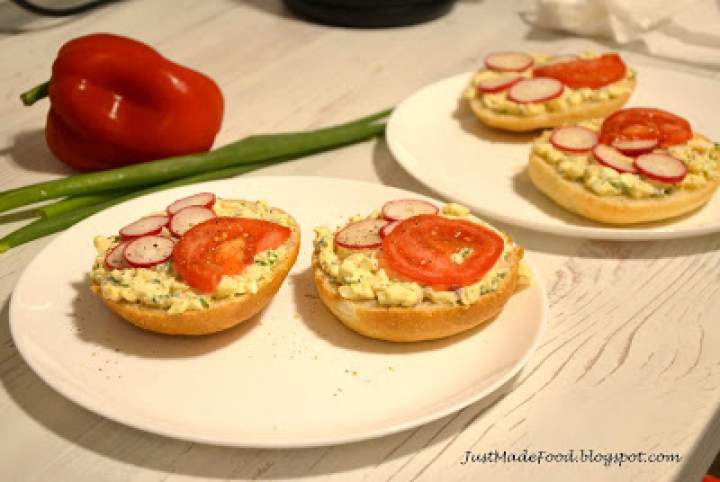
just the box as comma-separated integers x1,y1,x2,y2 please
10,0,115,17
284,0,456,28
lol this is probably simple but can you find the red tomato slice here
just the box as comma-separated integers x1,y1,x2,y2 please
599,108,692,147
379,215,504,288
532,53,626,89
173,217,291,293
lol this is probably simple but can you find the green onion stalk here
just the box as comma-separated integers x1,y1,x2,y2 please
0,109,391,252
0,108,390,214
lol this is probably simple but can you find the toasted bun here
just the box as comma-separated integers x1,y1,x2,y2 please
312,244,523,342
528,153,720,224
90,212,300,336
468,78,635,132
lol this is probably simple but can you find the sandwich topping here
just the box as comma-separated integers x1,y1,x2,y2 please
531,108,720,198
90,196,294,314
314,202,529,307
465,52,635,117
378,214,504,288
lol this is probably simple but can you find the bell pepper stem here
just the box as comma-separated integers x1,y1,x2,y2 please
20,80,50,106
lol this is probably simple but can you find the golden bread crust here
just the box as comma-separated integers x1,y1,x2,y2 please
468,78,635,132
90,211,300,336
311,245,523,342
528,153,720,224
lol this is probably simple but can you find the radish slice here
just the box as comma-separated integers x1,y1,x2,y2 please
592,144,640,174
634,153,687,184
484,52,534,72
380,220,400,238
542,55,578,66
167,192,216,216
592,144,638,174
550,126,598,152
476,74,522,94
611,138,659,156
119,215,169,239
104,241,131,270
382,199,439,221
169,206,216,237
124,236,174,268
508,77,563,104
335,219,389,249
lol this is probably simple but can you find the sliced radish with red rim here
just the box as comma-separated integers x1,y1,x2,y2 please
123,236,174,268
484,52,534,72
550,126,598,152
508,77,563,104
592,144,638,174
380,221,400,238
167,192,216,216
542,55,578,66
169,206,216,237
104,241,131,270
119,215,169,239
611,138,658,156
476,74,522,94
335,219,389,249
382,199,438,221
634,153,687,184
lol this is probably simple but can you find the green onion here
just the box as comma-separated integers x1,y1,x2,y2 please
0,109,390,214
38,189,133,218
0,160,275,253
20,81,50,106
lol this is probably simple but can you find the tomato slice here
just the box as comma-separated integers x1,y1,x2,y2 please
599,108,692,147
532,53,626,89
379,215,504,289
173,217,291,293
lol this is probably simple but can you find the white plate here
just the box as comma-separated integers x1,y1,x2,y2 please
10,176,547,448
387,66,720,240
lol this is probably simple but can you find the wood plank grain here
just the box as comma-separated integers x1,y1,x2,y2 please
1,0,720,481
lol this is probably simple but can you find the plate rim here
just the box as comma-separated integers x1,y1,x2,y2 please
386,68,720,241
10,175,548,448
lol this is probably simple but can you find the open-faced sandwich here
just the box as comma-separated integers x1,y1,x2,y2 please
528,108,720,224
312,200,530,342
90,193,300,335
464,51,635,132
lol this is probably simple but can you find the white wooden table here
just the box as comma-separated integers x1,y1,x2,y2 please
1,1,720,481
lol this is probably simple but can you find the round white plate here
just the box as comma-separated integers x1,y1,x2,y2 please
10,176,547,448
387,66,720,240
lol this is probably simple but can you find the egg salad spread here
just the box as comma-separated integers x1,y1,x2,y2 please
464,52,636,117
532,120,720,198
90,199,294,314
314,203,531,308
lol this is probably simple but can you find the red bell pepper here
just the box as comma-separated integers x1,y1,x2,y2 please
31,33,224,171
